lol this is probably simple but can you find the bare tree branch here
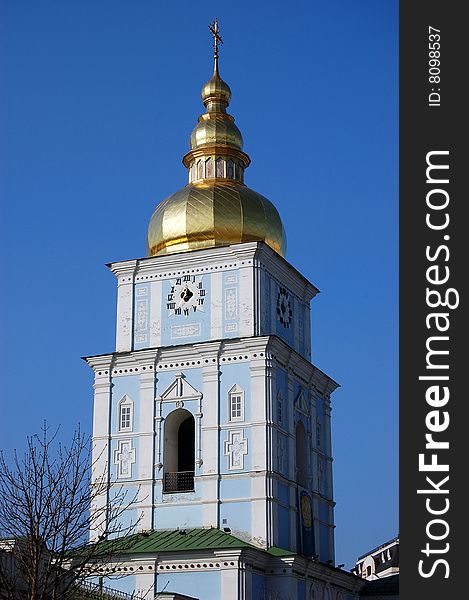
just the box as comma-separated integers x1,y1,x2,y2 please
0,424,143,600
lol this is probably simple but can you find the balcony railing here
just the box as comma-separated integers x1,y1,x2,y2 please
163,470,194,493
76,580,146,600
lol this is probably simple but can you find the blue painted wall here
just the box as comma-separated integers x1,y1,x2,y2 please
277,505,290,550
219,362,251,424
252,572,266,598
219,500,251,539
277,482,289,505
220,477,251,499
155,570,220,600
111,375,141,434
319,524,331,561
101,575,137,595
153,502,204,530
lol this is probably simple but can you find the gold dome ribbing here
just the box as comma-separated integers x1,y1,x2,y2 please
147,20,286,258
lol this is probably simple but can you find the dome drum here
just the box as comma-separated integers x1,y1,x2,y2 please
188,156,245,184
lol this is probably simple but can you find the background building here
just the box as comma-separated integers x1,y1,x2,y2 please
354,537,399,581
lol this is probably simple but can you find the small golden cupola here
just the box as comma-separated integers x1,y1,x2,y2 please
147,19,286,257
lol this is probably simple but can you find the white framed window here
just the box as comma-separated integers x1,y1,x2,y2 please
228,384,244,422
316,418,322,448
118,395,133,432
277,390,284,424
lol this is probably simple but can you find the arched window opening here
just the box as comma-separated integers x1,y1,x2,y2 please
216,157,224,178
190,162,196,182
197,160,204,180
296,421,308,488
163,409,195,493
205,157,214,178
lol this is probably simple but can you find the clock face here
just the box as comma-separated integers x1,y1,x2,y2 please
166,274,206,318
276,287,292,328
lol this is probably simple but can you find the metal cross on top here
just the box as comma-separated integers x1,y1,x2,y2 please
209,18,223,65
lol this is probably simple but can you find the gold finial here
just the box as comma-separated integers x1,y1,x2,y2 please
208,18,223,75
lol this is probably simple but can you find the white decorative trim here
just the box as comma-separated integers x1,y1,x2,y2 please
158,372,203,402
294,389,310,416
224,429,248,470
277,433,286,474
317,455,325,494
277,389,284,424
114,439,136,479
316,417,322,449
170,323,201,339
135,298,149,343
225,287,238,320
155,373,204,472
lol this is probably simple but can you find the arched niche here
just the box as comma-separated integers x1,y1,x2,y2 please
163,408,195,493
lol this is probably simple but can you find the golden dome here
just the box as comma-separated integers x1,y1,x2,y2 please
202,73,231,106
190,113,243,151
147,181,286,256
147,20,286,258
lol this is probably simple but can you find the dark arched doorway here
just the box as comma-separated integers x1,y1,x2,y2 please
163,409,195,493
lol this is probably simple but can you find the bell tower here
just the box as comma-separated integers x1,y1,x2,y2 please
85,20,337,563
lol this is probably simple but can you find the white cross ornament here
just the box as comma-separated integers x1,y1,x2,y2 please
224,430,248,470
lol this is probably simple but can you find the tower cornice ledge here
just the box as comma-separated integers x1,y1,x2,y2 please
106,242,319,302
82,335,340,397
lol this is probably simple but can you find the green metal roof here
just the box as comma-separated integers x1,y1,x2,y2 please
103,528,255,555
75,529,298,559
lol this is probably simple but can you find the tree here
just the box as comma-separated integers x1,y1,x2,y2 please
0,424,142,600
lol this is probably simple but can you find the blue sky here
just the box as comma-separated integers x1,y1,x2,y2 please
0,0,398,569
